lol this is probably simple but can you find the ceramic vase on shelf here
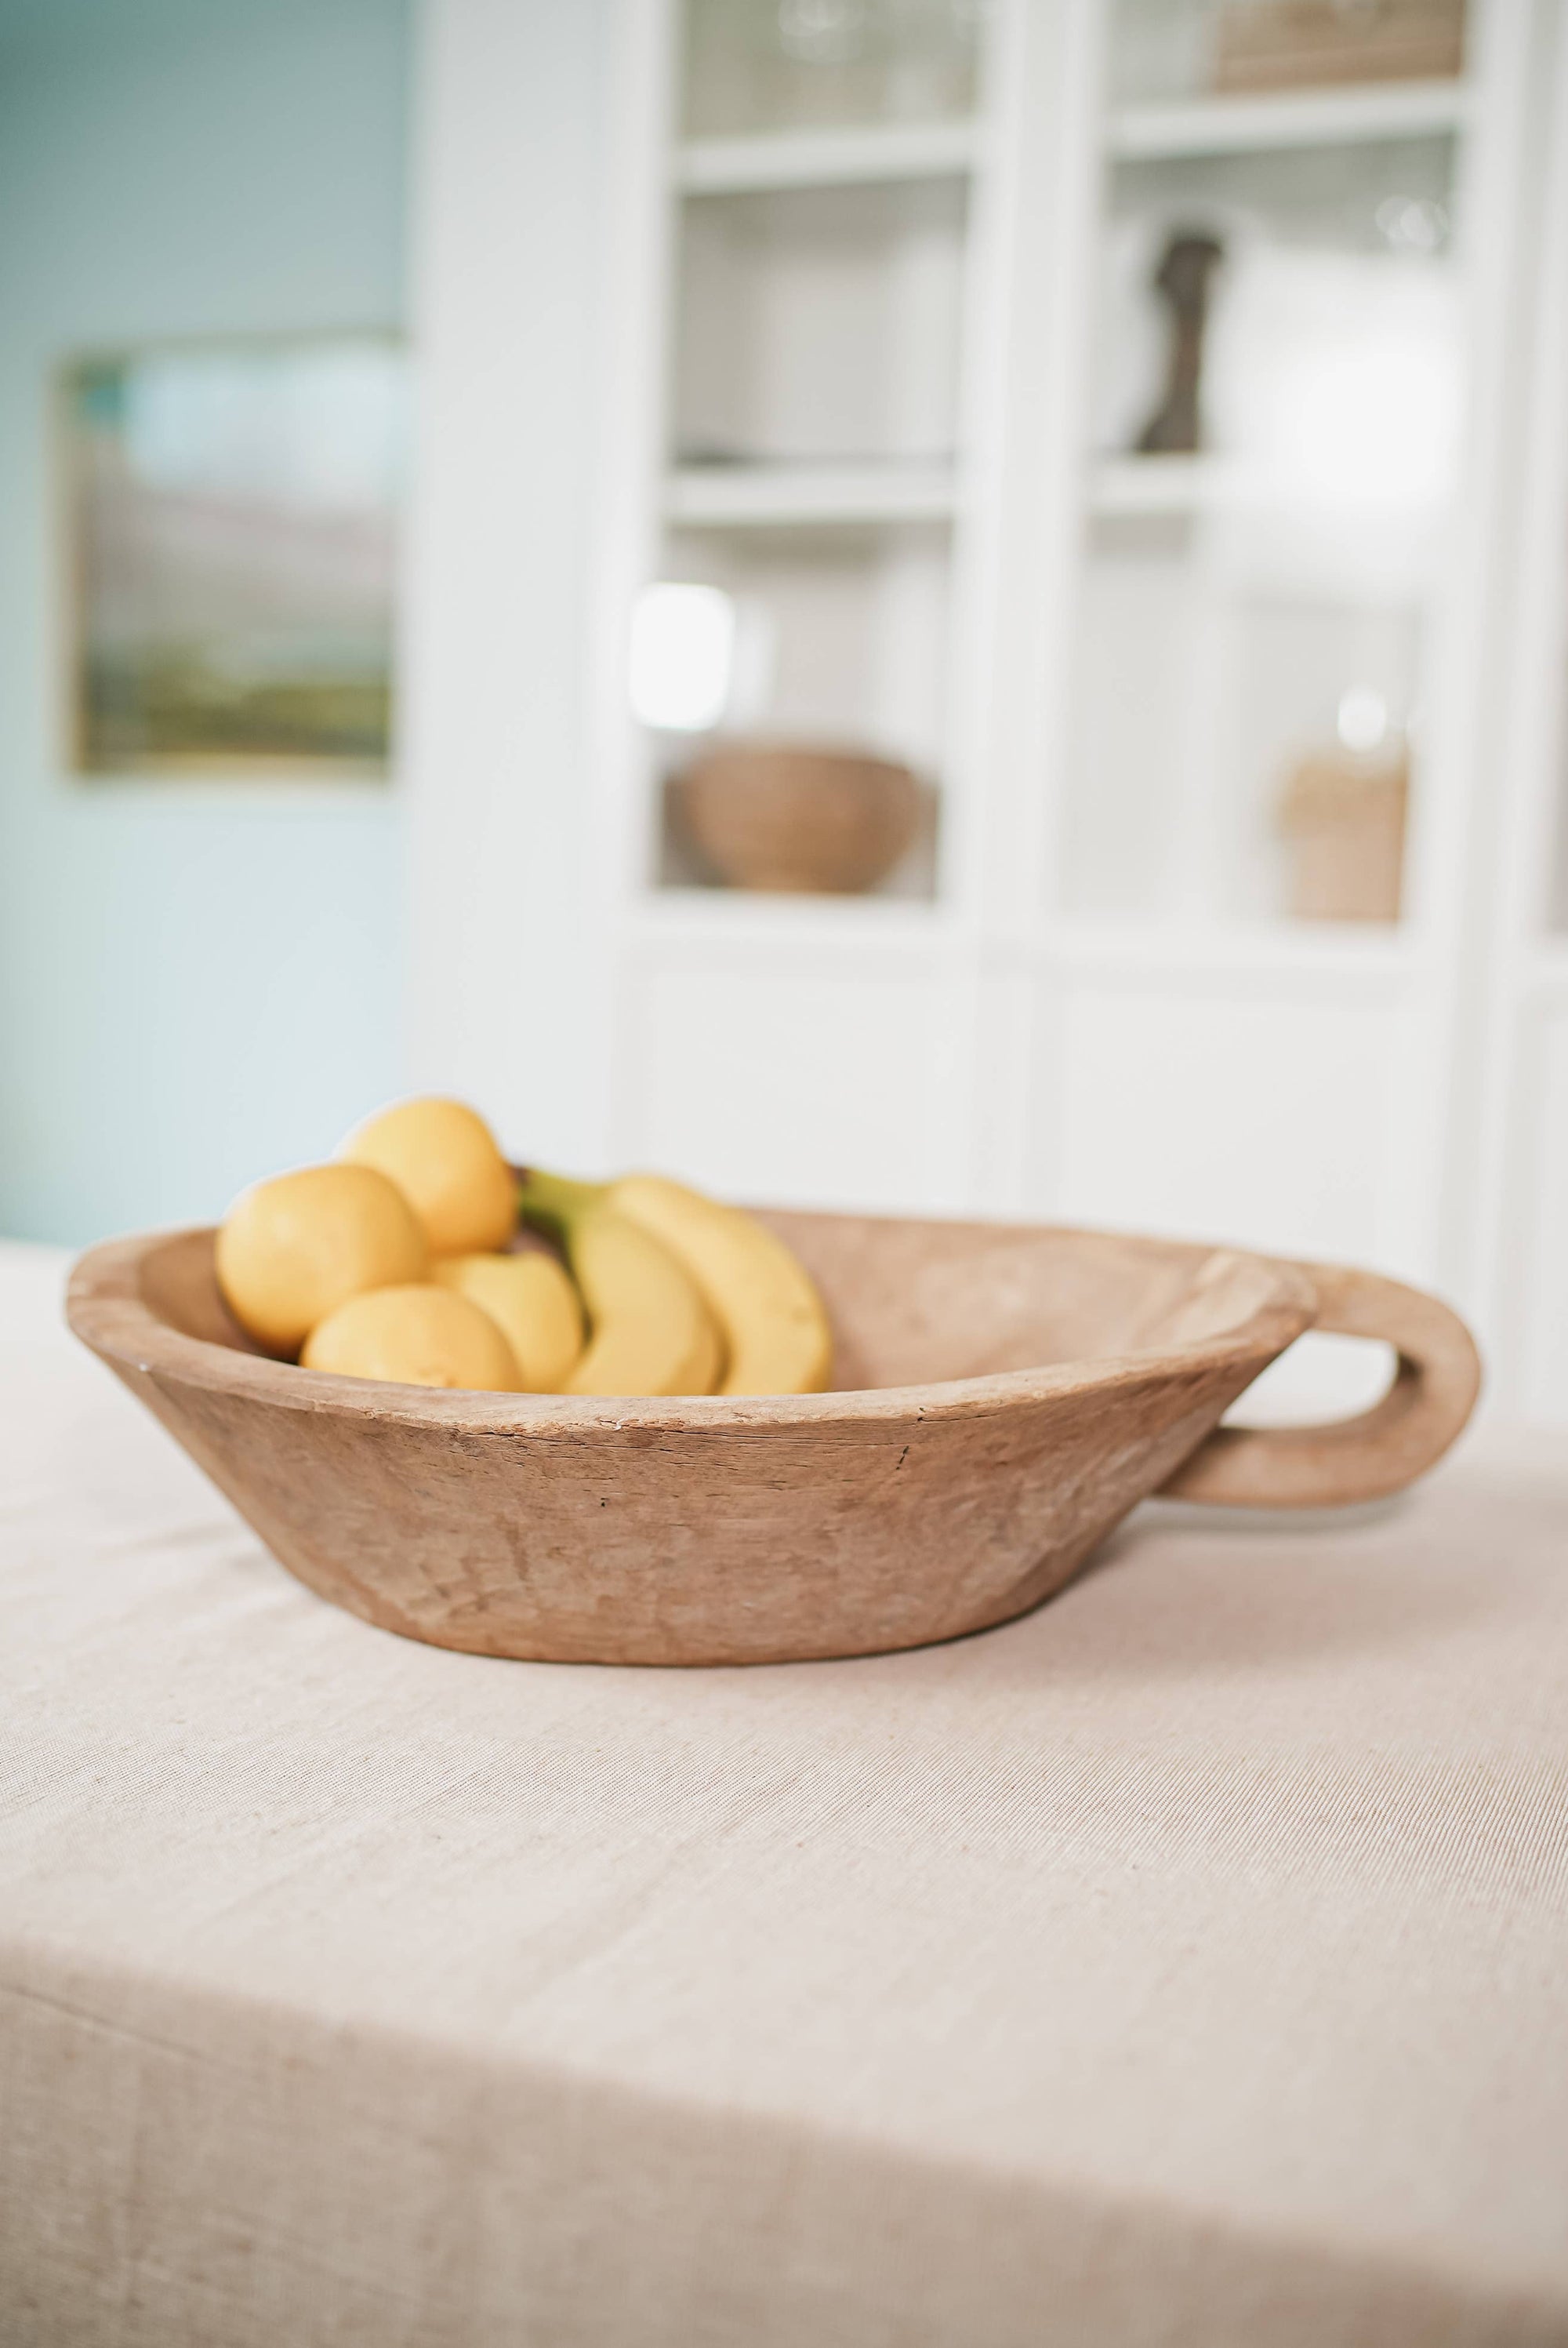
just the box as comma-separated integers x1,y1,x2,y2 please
1277,742,1410,923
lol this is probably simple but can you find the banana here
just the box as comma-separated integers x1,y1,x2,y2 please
527,1198,723,1397
523,1168,832,1398
432,1250,585,1393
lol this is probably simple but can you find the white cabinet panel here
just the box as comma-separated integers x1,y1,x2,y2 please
1046,976,1406,1266
675,180,968,467
1516,1004,1568,1423
619,952,960,1212
660,523,953,783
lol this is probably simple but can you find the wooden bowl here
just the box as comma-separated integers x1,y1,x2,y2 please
675,743,921,894
66,1214,1479,1668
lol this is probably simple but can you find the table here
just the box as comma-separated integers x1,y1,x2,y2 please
2,1238,1566,2346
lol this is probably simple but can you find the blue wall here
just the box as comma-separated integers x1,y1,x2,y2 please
0,0,410,1243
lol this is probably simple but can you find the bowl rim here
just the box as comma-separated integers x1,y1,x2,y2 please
66,1219,1319,1435
680,741,923,783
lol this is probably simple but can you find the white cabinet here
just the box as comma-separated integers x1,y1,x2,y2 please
673,176,968,470
1508,999,1568,1419
1462,0,1568,1421
1040,958,1413,1267
616,926,967,1210
407,0,1568,1421
575,0,1568,1417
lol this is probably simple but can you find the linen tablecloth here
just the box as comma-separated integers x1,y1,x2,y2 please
2,1238,1566,2346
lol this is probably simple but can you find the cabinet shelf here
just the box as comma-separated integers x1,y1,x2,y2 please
1109,77,1471,162
1091,456,1236,515
1087,456,1445,519
676,120,980,195
1044,921,1414,987
666,462,956,528
632,889,949,953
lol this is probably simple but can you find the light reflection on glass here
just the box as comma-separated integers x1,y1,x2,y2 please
629,582,737,732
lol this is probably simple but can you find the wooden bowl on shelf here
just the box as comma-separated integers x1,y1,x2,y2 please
67,1213,1479,1669
674,742,922,895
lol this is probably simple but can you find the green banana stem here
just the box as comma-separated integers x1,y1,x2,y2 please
517,1166,608,1241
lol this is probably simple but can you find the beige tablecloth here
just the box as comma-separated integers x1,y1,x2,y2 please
2,1238,1566,2346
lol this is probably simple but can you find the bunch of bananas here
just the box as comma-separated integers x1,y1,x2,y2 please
518,1167,832,1398
214,1096,833,1398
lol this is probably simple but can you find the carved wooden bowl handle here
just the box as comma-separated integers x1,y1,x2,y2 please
1162,1264,1482,1510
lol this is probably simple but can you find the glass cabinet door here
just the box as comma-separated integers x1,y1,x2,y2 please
682,0,984,139
1062,0,1468,929
634,2,989,902
1110,0,1464,103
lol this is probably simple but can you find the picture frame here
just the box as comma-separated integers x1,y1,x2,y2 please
60,332,405,776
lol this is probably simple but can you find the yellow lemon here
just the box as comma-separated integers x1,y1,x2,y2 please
433,1251,585,1391
216,1164,427,1356
339,1096,515,1256
301,1285,520,1390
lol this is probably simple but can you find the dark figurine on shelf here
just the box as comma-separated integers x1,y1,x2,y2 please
1135,231,1225,456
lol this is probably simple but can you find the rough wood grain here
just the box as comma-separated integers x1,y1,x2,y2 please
65,1215,1479,1666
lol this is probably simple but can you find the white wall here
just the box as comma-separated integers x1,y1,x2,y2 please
0,0,410,1244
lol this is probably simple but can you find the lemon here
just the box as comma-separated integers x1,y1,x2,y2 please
339,1096,515,1256
433,1251,585,1391
301,1284,520,1390
216,1164,427,1356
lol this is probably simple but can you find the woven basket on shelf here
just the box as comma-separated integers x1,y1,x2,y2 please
1213,0,1465,93
674,743,922,896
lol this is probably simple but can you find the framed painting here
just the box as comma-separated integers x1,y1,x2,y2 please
62,334,404,775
